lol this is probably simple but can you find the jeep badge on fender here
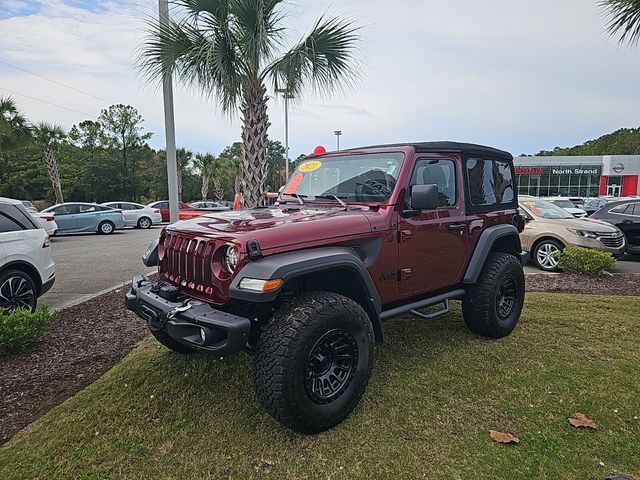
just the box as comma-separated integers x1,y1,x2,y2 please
125,141,526,434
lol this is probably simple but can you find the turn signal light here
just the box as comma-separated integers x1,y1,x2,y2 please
239,278,283,292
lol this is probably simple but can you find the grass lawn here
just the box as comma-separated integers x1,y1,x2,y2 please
1,293,639,479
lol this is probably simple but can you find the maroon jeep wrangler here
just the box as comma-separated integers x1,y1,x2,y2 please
126,142,525,433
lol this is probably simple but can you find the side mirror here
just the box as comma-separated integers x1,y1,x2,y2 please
518,207,532,222
410,184,439,210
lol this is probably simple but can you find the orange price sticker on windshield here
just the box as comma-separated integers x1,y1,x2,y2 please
284,173,304,194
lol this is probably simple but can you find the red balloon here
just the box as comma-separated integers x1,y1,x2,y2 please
313,145,326,155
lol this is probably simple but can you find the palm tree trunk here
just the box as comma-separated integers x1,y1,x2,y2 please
44,145,64,204
201,173,209,201
240,82,270,208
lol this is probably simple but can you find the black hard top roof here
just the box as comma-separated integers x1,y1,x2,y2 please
345,141,513,161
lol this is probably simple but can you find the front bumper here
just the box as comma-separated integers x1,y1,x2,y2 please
125,275,251,354
570,236,625,258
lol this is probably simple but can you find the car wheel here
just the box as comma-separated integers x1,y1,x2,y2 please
0,269,38,312
462,253,525,338
533,239,564,271
150,330,198,354
255,291,374,434
98,221,115,235
137,217,152,229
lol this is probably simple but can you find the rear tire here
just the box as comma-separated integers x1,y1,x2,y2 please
255,291,374,434
98,221,115,235
0,269,38,312
137,217,152,229
151,329,198,354
462,253,525,338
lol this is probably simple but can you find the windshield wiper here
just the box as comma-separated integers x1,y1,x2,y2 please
315,194,347,208
280,192,306,206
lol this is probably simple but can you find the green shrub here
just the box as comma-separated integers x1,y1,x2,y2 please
0,306,58,355
556,246,617,276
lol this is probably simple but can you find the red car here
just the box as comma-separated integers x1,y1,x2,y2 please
146,201,193,222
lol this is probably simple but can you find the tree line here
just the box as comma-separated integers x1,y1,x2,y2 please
0,98,295,208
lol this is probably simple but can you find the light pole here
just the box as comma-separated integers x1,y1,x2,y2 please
334,130,342,151
159,0,179,223
277,88,294,182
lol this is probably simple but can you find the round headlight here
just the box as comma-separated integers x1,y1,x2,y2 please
224,245,239,273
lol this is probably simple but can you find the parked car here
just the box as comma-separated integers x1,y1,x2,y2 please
0,197,55,311
583,196,618,216
146,201,194,222
21,200,38,213
127,141,526,433
31,212,58,236
101,202,162,229
519,196,625,271
190,201,231,211
590,199,640,255
567,197,585,207
41,202,126,235
545,197,587,218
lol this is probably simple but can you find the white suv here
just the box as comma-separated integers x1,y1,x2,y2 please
0,197,56,311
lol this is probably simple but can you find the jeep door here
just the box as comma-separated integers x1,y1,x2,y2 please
398,156,467,294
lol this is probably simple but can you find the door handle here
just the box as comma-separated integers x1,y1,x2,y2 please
447,222,467,232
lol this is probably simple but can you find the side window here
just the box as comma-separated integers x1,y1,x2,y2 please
610,204,630,214
632,203,640,216
79,204,98,213
120,203,133,210
0,205,28,233
466,158,514,207
53,205,79,215
409,158,457,208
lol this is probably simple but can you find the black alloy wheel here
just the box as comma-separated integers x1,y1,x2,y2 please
304,329,358,404
495,274,517,322
0,271,37,312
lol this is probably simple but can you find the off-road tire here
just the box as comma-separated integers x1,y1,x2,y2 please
533,238,564,272
462,252,525,338
137,216,152,229
151,329,198,354
255,291,374,434
98,221,115,235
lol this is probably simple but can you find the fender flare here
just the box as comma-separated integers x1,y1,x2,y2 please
464,224,522,284
229,246,384,341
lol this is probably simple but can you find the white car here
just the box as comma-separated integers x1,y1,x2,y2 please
31,212,58,236
545,197,588,218
101,202,162,229
0,197,56,311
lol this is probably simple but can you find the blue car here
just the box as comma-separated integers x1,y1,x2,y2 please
41,202,126,234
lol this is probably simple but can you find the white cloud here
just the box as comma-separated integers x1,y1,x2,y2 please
0,0,639,157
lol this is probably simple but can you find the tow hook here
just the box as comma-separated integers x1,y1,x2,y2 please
167,303,193,320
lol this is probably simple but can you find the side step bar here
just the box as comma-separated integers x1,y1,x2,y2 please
379,289,465,321
410,300,449,320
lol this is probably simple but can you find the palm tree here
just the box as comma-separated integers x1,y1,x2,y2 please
0,96,31,151
139,0,361,208
194,152,217,201
176,147,194,200
600,0,640,45
34,123,66,204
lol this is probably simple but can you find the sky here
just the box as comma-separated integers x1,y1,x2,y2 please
0,0,639,159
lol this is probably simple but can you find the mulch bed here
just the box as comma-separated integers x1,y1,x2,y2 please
525,272,640,296
0,287,148,445
1,273,638,446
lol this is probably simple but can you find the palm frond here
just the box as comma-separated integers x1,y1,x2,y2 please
33,122,66,145
599,0,640,46
264,15,362,98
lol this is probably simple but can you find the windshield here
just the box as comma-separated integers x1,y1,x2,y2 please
521,199,574,219
281,153,404,203
550,199,575,208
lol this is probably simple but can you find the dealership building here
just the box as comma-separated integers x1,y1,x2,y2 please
514,155,640,198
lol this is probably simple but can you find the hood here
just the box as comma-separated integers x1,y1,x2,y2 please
167,206,374,250
539,216,620,233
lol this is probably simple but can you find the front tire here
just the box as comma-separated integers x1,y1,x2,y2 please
533,239,563,271
255,291,374,434
98,221,115,235
0,269,38,312
462,253,525,338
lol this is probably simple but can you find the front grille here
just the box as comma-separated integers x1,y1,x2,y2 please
160,232,217,296
597,232,625,248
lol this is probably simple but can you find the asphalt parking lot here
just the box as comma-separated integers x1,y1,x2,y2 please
41,227,160,310
40,225,640,310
